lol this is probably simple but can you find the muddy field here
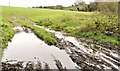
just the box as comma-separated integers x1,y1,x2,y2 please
1,26,120,71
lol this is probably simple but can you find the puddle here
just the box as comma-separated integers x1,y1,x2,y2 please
1,25,120,70
36,25,120,70
1,27,79,69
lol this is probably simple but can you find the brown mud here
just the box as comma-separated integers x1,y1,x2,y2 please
1,26,120,71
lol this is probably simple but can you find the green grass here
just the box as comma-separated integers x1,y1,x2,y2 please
0,23,15,48
16,20,56,45
0,6,93,60
0,23,14,60
1,5,119,46
0,5,119,60
34,12,119,45
0,48,3,60
32,26,56,45
79,32,119,45
1,5,93,45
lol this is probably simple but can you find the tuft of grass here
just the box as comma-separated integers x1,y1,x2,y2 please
0,48,3,60
0,23,15,48
16,20,56,45
32,26,56,45
79,31,119,45
0,23,14,60
1,6,120,48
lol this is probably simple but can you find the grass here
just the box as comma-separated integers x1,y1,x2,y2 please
79,32,119,45
32,26,56,45
0,23,15,60
16,20,56,45
0,5,119,59
1,5,119,46
0,48,3,60
1,5,93,45
0,23,15,48
34,12,119,46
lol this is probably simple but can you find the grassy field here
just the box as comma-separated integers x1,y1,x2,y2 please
0,6,119,60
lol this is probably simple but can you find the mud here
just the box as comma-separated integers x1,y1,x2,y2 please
54,38,105,70
1,26,78,70
1,26,120,71
35,25,120,70
1,59,68,71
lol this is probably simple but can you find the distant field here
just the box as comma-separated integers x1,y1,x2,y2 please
0,6,119,60
2,6,92,24
1,5,120,46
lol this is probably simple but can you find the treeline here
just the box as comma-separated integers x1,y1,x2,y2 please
69,1,119,15
32,2,119,15
32,5,65,10
89,2,118,15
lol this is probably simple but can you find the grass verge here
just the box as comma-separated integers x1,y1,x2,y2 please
1,6,120,49
34,14,120,47
0,48,3,60
0,23,15,48
16,20,56,45
0,23,15,60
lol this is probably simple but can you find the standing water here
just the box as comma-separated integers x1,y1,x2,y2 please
1,25,120,70
36,25,120,70
1,27,79,69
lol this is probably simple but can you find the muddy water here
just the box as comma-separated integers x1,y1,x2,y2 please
1,25,120,70
36,25,120,70
1,27,79,69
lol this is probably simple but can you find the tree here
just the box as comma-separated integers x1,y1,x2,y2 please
87,2,98,12
74,0,85,6
54,5,64,10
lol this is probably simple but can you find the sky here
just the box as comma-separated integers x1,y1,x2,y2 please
0,0,94,7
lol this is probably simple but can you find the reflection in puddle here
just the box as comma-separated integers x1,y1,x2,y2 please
2,26,120,70
36,25,120,70
2,27,78,69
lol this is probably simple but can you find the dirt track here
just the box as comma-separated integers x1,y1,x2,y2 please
1,26,120,71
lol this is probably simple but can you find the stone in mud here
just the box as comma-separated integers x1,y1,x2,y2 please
21,26,29,33
25,62,34,71
35,61,42,70
44,63,51,71
54,59,68,71
15,29,21,34
55,60,63,70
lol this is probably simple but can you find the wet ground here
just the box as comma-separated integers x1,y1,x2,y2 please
1,26,120,71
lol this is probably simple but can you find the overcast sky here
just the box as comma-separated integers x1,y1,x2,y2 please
0,0,95,7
